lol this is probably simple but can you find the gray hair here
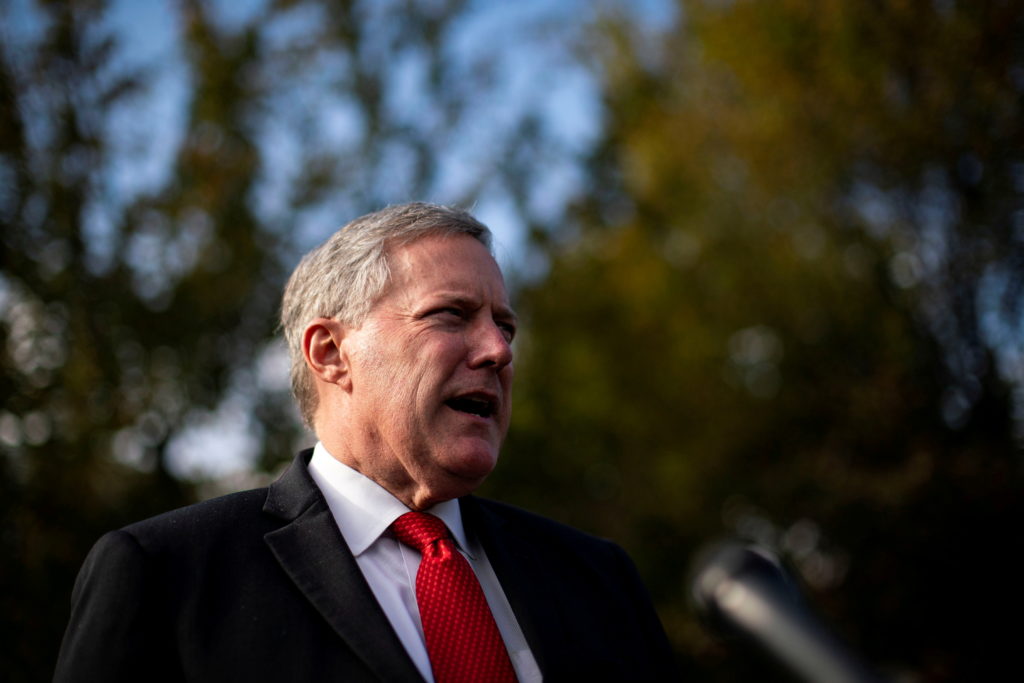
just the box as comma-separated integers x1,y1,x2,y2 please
280,202,493,427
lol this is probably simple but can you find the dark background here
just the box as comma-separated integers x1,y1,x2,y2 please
3,1,1023,680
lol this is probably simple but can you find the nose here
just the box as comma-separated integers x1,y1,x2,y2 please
467,319,513,370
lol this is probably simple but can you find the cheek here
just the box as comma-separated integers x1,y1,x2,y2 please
361,340,418,384
363,336,461,407
396,357,445,410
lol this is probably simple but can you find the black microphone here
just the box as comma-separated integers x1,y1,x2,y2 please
690,540,882,683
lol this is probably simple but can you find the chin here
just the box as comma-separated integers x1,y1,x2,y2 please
414,458,496,509
440,445,499,486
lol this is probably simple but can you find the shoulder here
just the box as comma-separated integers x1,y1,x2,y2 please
118,487,273,556
464,497,628,562
465,497,595,535
465,497,678,676
86,451,321,568
70,486,288,607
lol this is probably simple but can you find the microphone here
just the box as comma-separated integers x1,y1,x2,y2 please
690,540,882,683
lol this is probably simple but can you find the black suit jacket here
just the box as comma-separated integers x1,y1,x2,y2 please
55,451,676,681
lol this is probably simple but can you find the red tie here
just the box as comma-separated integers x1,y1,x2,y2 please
391,511,517,683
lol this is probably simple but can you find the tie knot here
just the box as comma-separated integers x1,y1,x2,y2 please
392,511,450,552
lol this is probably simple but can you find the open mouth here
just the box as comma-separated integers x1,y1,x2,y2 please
445,394,496,418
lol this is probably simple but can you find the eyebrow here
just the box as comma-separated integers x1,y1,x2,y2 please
441,294,518,324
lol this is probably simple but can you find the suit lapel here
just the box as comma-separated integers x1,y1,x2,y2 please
462,497,569,678
263,451,424,682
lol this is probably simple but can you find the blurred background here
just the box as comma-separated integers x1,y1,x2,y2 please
2,0,1023,680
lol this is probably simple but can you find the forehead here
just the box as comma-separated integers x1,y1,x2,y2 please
385,233,508,299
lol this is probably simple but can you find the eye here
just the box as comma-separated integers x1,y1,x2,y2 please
425,306,466,324
497,321,516,343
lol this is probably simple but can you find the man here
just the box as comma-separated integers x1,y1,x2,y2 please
55,203,676,682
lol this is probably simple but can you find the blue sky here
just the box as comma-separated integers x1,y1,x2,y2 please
92,0,673,274
6,0,671,479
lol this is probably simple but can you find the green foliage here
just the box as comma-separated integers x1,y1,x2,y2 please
3,0,1021,680
487,1,1024,679
1,0,569,679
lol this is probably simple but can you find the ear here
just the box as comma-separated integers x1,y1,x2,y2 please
302,317,352,390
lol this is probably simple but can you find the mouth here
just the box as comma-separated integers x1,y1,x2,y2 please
445,392,497,419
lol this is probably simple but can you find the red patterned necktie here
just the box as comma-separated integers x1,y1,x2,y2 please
391,511,517,683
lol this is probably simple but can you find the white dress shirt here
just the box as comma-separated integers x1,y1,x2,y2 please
308,442,542,682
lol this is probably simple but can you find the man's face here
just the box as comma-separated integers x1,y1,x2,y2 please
339,233,516,509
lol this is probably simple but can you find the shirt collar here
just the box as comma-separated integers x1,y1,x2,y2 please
308,442,474,559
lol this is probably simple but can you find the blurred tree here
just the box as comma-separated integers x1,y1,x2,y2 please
6,0,1020,680
0,1,283,678
490,0,1024,680
0,0,579,679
